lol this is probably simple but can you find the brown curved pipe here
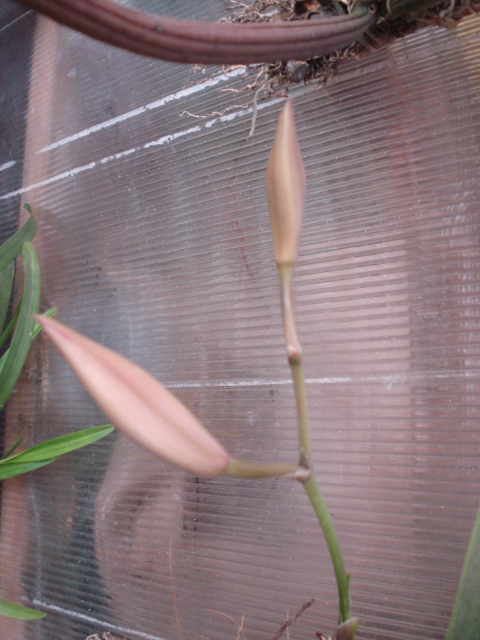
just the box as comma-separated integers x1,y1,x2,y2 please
16,0,376,64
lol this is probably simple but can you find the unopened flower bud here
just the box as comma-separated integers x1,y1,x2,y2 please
35,315,230,477
266,100,306,266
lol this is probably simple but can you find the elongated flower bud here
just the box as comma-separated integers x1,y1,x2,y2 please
266,100,306,266
35,315,230,477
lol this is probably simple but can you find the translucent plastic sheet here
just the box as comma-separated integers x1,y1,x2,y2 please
1,2,480,639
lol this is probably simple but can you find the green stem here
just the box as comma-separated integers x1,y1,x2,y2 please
291,359,311,466
303,472,350,623
276,261,351,626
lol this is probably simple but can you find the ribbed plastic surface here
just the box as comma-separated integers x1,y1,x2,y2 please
1,2,480,639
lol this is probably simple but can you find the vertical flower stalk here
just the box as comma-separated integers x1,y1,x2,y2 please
266,101,354,631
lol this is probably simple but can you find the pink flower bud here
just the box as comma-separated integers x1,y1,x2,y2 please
266,100,306,266
35,315,230,477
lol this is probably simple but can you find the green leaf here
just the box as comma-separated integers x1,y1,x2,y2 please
2,424,114,464
0,262,14,333
0,302,21,351
0,425,113,480
1,436,23,460
0,242,40,409
0,598,45,620
32,307,56,340
0,307,58,377
0,458,58,480
0,212,37,272
0,348,8,376
446,502,480,640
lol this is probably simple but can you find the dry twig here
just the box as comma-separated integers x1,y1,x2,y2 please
269,598,315,640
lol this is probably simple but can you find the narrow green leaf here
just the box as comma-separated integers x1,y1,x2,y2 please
2,424,114,464
0,598,45,620
0,307,58,377
446,502,480,640
0,302,21,351
0,347,8,376
0,242,40,409
23,203,32,215
0,213,37,272
0,306,56,377
32,307,56,340
0,458,58,480
1,436,23,460
0,262,14,332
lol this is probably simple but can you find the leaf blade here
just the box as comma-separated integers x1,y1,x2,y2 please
0,459,58,481
0,302,21,351
0,212,37,272
0,308,59,377
0,599,45,620
32,307,56,340
0,262,14,333
1,436,23,460
3,424,114,464
0,242,40,409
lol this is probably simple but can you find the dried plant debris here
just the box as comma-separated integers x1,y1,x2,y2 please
222,0,480,97
269,598,315,640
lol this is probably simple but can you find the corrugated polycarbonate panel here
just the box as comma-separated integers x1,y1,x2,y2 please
1,2,480,638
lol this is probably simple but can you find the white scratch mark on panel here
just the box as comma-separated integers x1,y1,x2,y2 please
99,148,137,164
38,68,247,153
144,125,201,148
0,10,33,34
166,377,352,389
0,96,286,201
0,162,96,200
0,160,16,172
